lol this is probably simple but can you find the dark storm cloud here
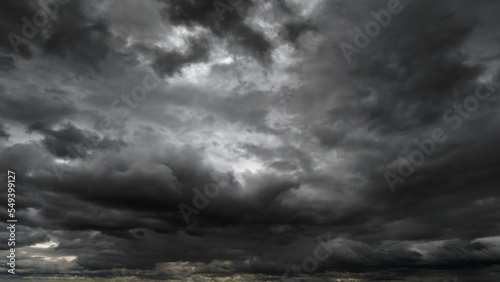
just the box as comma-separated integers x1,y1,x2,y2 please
0,0,111,68
28,122,89,157
40,0,112,68
0,122,9,139
312,127,346,150
0,85,76,126
0,142,309,275
0,144,54,186
152,37,210,77
42,20,110,68
281,21,317,45
2,0,500,281
331,0,486,134
0,0,38,58
27,122,127,159
21,143,303,231
330,120,500,242
161,0,273,63
0,54,15,71
262,0,500,278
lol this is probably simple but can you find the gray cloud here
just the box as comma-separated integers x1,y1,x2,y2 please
1,0,500,281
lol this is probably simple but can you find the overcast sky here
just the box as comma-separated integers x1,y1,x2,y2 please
1,0,500,281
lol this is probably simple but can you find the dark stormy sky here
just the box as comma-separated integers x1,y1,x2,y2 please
1,0,500,281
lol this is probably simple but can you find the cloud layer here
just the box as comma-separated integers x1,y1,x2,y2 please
1,0,500,281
